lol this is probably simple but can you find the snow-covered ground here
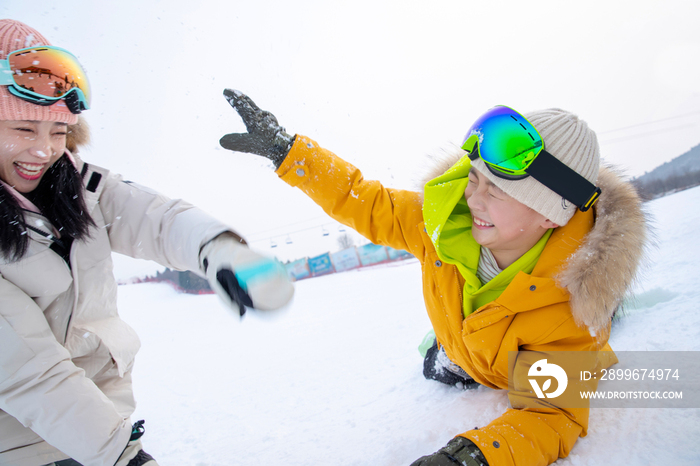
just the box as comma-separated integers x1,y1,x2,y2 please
116,185,700,465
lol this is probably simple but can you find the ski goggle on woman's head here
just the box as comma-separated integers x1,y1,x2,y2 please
461,105,601,212
0,45,90,114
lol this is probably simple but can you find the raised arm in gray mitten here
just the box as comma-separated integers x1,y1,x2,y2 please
219,89,294,168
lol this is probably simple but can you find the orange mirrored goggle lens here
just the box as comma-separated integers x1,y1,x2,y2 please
8,46,91,105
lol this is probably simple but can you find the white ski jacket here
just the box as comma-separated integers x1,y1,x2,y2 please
0,158,232,466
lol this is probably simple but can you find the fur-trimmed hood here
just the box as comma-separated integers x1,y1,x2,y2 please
418,145,650,338
66,116,90,154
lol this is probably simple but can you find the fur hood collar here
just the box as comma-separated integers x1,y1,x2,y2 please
66,116,90,154
418,145,650,338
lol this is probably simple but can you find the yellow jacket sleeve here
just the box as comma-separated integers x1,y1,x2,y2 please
276,135,426,257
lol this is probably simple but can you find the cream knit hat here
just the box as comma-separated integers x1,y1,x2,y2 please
0,19,79,124
471,108,600,226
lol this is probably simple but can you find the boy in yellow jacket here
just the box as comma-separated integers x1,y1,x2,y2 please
218,90,648,466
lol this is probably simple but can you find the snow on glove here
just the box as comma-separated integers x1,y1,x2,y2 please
410,437,490,466
200,234,294,316
219,89,295,168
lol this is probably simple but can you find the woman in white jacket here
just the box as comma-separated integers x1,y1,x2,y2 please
0,19,293,466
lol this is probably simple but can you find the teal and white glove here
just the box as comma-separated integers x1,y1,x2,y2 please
200,235,294,316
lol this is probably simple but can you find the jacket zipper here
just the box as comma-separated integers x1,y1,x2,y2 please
22,217,76,344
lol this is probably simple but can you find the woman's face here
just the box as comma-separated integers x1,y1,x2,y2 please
0,120,67,193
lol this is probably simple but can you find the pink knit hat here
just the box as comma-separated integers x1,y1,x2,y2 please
0,19,79,124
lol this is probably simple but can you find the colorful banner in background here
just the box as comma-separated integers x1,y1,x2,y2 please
357,243,390,266
387,247,412,261
331,248,361,272
285,258,311,280
307,252,335,277
284,245,414,281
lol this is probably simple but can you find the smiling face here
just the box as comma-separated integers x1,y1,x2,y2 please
0,120,67,193
465,167,558,269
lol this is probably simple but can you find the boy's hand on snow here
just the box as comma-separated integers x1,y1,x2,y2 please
219,89,295,168
200,234,294,317
410,437,489,466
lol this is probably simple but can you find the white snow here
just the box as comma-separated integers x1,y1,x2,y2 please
114,186,700,465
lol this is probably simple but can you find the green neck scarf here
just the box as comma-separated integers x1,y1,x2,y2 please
423,155,552,317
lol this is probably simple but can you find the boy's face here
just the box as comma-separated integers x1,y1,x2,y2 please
465,167,558,268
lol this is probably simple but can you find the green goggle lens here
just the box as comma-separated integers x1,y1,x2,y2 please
461,105,543,177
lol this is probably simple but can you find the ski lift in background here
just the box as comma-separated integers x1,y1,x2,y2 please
322,226,329,237
270,239,277,248
338,224,346,233
285,235,293,245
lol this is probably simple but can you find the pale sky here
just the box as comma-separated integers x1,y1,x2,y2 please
3,0,699,266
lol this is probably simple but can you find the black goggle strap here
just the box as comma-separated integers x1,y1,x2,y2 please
526,149,601,212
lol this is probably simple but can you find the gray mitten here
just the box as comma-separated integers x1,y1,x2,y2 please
219,89,295,168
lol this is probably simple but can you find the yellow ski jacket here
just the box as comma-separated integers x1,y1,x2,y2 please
277,135,648,466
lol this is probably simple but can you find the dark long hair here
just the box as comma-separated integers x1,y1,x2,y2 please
0,154,96,261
